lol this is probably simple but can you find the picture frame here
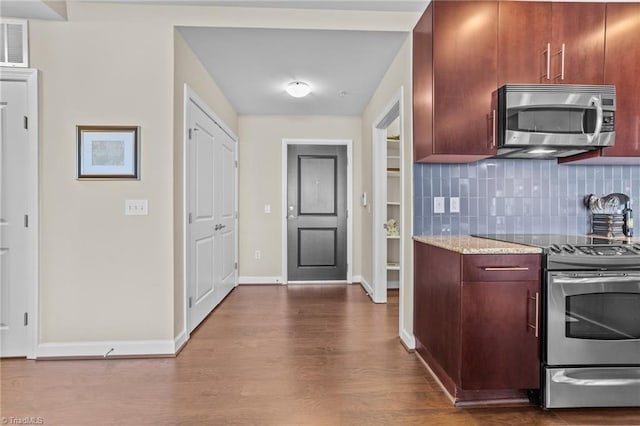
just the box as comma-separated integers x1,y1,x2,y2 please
77,125,140,179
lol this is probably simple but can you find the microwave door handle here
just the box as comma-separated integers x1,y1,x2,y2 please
585,97,604,143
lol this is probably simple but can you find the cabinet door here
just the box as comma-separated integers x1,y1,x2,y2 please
414,243,462,384
550,3,606,85
413,5,434,162
433,1,497,156
498,2,551,86
603,3,640,158
461,280,540,390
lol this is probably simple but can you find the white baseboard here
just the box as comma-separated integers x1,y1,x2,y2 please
355,275,374,298
238,276,283,285
174,330,188,352
36,339,176,359
400,328,416,350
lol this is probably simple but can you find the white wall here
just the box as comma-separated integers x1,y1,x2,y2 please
30,16,175,343
361,36,414,345
238,116,362,281
173,30,238,338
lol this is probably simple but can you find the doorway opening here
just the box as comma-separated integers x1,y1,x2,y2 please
372,90,405,322
281,139,352,284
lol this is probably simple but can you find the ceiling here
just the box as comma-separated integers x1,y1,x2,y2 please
83,0,428,12
178,27,409,115
2,0,421,116
0,1,67,20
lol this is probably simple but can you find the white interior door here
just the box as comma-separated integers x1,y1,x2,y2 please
0,80,30,357
187,98,236,333
214,124,236,294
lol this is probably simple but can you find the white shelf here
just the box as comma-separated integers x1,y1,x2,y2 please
387,155,400,160
387,201,400,206
386,235,400,239
386,263,400,271
386,138,400,143
387,171,400,177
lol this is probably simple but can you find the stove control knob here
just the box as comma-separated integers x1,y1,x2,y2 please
562,244,576,253
550,244,562,253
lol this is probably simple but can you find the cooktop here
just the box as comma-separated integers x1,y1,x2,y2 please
472,234,628,248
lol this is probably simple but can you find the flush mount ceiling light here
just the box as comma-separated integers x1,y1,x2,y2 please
286,81,311,98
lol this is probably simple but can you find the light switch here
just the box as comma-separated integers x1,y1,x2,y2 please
125,199,148,216
434,197,445,214
450,197,460,213
264,204,271,214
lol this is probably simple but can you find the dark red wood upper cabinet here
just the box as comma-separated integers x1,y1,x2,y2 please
412,6,434,163
413,1,498,163
498,2,551,86
498,2,605,86
602,3,640,158
560,3,640,164
551,3,606,85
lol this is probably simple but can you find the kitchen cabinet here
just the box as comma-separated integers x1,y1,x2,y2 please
561,3,640,164
414,241,541,403
413,1,498,163
498,2,605,86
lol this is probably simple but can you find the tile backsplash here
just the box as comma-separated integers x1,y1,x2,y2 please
414,159,640,236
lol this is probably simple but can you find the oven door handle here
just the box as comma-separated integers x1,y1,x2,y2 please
552,369,640,386
550,273,640,296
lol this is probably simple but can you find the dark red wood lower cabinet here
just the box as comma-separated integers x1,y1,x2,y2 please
414,242,541,403
461,280,540,390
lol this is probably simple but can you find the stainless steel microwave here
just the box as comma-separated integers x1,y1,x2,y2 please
495,84,616,159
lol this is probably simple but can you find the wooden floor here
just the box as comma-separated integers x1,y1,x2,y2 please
2,285,639,425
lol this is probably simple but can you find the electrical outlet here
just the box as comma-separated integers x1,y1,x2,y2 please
434,197,445,214
450,197,460,213
125,199,148,216
264,204,271,214
254,250,261,260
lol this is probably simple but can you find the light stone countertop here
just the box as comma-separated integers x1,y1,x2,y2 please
413,235,543,254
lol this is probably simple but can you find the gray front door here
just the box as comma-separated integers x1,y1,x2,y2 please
287,145,347,281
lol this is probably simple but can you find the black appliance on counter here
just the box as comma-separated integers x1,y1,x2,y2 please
473,234,640,409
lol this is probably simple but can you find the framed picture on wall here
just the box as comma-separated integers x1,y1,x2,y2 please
77,125,140,179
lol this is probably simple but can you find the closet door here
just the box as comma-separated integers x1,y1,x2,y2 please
187,99,237,332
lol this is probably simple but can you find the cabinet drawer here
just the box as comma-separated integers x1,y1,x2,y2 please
463,254,540,282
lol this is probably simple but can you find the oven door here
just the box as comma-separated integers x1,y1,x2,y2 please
547,272,640,366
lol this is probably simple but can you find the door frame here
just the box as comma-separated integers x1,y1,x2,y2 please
372,89,405,305
0,68,39,359
281,139,353,284
182,84,238,338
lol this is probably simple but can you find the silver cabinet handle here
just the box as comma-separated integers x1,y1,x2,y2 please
481,267,529,271
527,292,539,338
543,42,551,80
555,43,565,80
492,109,497,148
560,43,565,80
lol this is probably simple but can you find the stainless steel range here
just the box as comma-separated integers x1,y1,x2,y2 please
474,234,640,408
